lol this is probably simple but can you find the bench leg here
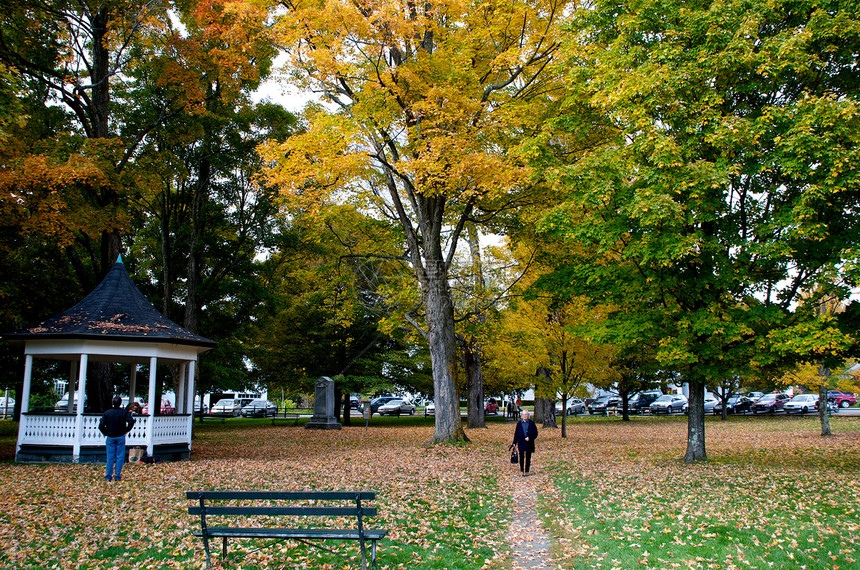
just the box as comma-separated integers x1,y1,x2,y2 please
371,539,378,569
222,537,228,561
202,534,212,568
359,536,367,570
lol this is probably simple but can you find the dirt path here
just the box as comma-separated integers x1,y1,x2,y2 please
504,468,556,570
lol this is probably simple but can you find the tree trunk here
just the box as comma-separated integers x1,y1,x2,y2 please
533,396,543,423
423,267,468,444
537,397,556,428
333,390,342,423
463,335,486,429
184,156,210,335
160,190,173,315
619,386,631,422
684,378,707,463
818,368,832,436
560,395,568,438
547,398,558,428
463,227,486,429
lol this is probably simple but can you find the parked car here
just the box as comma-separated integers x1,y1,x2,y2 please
588,395,622,415
484,399,499,415
784,394,820,414
745,392,764,401
649,394,688,414
629,390,663,414
0,397,14,415
713,395,754,415
827,390,857,408
209,398,243,417
377,399,415,416
751,393,791,414
54,392,86,413
350,395,362,409
369,396,398,415
241,399,278,417
682,394,719,414
142,399,175,415
556,398,586,415
424,401,435,416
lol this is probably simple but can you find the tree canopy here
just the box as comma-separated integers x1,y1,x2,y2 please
537,0,860,461
258,0,573,442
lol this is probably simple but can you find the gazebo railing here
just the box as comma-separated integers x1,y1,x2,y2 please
19,413,192,448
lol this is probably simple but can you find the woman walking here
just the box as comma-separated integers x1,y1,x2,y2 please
512,409,538,476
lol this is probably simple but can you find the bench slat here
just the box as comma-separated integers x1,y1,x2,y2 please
189,506,377,517
194,527,388,540
186,491,376,501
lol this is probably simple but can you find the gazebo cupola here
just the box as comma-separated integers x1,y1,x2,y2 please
4,256,216,463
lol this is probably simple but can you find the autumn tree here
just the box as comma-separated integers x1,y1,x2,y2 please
608,349,671,422
0,0,176,276
0,0,283,411
485,260,615,436
126,9,290,404
540,0,860,462
0,0,185,410
771,293,857,435
259,0,572,443
247,205,431,421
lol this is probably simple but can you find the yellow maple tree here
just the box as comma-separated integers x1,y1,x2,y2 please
257,0,572,443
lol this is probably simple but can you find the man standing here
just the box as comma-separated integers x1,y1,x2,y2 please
512,409,538,476
99,395,136,482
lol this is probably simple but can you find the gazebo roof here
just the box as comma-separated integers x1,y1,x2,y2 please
4,257,216,349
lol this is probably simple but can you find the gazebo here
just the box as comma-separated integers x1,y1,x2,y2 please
4,256,216,463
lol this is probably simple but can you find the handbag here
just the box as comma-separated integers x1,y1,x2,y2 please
128,447,145,463
510,449,518,464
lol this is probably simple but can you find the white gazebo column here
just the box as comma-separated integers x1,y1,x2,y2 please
129,364,138,404
72,354,88,462
15,355,34,455
67,362,78,413
176,362,188,413
146,357,157,456
186,360,196,448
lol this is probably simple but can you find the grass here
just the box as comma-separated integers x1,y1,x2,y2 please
539,415,860,569
0,413,857,568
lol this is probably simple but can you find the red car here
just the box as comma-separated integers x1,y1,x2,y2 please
484,399,499,415
827,391,857,409
750,393,790,414
142,399,175,415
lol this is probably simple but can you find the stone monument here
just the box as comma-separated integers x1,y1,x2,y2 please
305,376,342,430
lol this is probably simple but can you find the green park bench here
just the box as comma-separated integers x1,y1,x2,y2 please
271,409,301,425
186,490,387,569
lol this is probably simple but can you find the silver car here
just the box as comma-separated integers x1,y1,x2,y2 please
682,395,718,414
650,394,688,414
241,399,278,417
0,397,14,415
784,394,819,414
209,398,243,417
556,398,586,415
378,399,415,416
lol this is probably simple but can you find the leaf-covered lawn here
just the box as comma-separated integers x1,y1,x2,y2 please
539,415,860,569
0,415,857,569
0,419,511,569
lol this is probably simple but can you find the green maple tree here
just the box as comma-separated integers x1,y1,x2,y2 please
538,0,860,461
